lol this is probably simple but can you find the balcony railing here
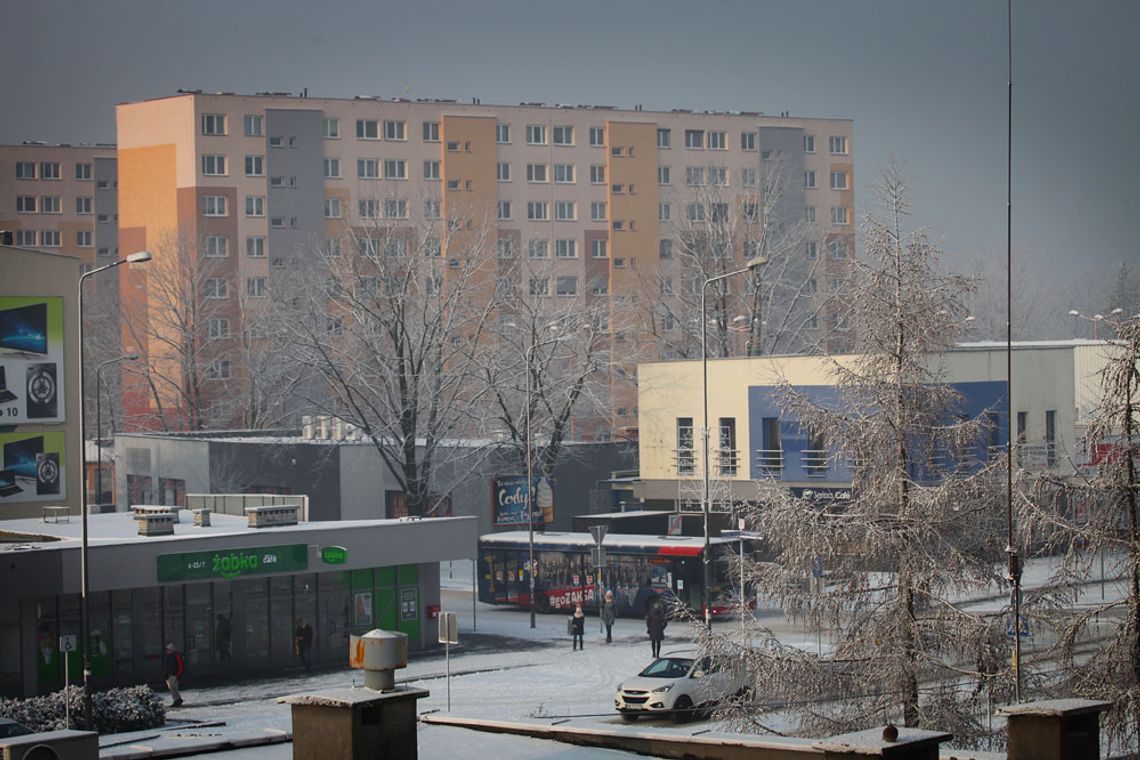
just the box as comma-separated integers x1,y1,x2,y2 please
802,449,830,478
756,449,784,473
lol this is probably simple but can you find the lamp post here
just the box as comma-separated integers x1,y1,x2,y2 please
700,257,766,629
1070,308,1123,340
525,333,565,629
94,354,139,509
79,250,151,725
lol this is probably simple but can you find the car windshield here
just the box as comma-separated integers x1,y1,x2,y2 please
638,657,694,679
0,720,31,738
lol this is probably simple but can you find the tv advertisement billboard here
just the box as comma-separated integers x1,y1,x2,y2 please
0,431,67,504
0,297,66,425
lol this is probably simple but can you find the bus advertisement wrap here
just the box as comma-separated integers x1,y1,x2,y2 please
492,474,555,526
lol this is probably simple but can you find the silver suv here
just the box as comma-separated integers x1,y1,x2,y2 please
614,649,746,723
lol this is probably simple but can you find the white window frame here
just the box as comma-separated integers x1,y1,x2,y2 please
323,118,340,138
324,197,342,219
498,201,512,220
657,128,671,149
203,195,228,217
244,155,264,176
204,235,229,257
497,162,511,182
357,119,379,139
245,195,264,217
555,239,578,258
424,160,440,180
384,199,408,219
526,125,546,145
40,162,61,180
244,114,264,137
16,196,36,213
526,163,548,183
556,275,578,297
496,123,510,143
324,157,341,178
554,201,576,221
831,206,849,225
383,159,408,180
246,236,266,257
75,162,93,180
590,201,607,221
383,120,406,141
76,196,93,214
590,165,605,184
658,166,671,185
804,170,817,189
554,164,575,184
205,277,229,299
528,239,549,258
740,132,757,151
591,239,608,258
246,277,267,298
527,202,548,221
708,131,727,150
829,135,848,155
684,129,704,149
76,229,93,247
422,121,440,142
830,170,849,190
804,134,816,153
552,125,574,145
589,127,605,146
202,154,227,176
357,159,380,178
201,113,227,135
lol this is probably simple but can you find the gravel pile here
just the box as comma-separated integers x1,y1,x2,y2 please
0,684,165,734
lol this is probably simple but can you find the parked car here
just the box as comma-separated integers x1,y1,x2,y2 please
0,717,32,738
613,649,747,723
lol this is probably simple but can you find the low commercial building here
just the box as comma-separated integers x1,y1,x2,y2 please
0,507,475,697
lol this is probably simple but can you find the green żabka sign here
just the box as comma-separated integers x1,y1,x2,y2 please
157,544,309,583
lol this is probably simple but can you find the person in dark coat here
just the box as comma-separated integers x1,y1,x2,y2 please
601,591,617,643
215,614,232,662
570,604,586,650
295,618,314,669
646,603,667,658
164,643,185,707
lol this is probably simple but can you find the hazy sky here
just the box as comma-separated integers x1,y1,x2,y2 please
3,0,1136,289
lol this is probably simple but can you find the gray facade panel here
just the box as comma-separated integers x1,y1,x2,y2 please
264,109,324,262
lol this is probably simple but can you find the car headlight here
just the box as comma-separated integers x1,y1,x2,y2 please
651,684,673,694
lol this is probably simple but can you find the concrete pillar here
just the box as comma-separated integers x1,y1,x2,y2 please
998,699,1111,760
282,686,429,760
813,726,952,760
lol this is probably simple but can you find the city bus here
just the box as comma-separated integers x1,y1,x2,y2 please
477,531,743,618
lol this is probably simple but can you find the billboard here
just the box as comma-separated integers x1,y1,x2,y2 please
492,474,555,526
0,431,67,504
0,297,66,424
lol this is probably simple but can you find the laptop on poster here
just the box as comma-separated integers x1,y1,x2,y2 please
0,366,17,404
0,470,22,497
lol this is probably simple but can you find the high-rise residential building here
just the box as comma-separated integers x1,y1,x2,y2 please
117,91,854,436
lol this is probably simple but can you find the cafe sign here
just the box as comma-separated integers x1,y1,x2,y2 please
157,544,309,583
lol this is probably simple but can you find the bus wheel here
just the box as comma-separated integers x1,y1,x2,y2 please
533,593,551,614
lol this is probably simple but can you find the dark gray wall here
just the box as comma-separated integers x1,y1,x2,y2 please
264,108,324,264
208,440,342,521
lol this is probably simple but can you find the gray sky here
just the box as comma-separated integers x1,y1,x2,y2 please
4,0,1136,290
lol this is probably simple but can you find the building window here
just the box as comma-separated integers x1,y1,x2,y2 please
497,201,512,220
529,277,549,297
590,165,605,184
829,135,848,155
589,127,605,146
526,163,548,183
829,239,847,259
357,119,379,139
805,240,817,259
740,132,757,151
246,236,266,257
202,155,227,176
15,162,36,179
830,170,849,190
357,159,379,178
555,239,578,258
76,229,93,247
205,277,228,298
383,159,407,179
204,235,228,257
830,206,849,225
676,417,695,474
206,359,231,380
383,120,406,141
686,166,704,186
708,166,727,186
804,206,816,224
244,195,264,217
246,277,267,298
611,221,624,231
269,136,283,148
208,318,230,340
591,201,607,221
804,170,816,189
591,239,608,258
75,196,92,214
684,129,704,149
422,121,440,142
553,125,574,145
554,163,575,183
804,134,816,153
611,146,623,157
75,162,93,180
446,179,459,190
708,131,727,150
203,195,227,216
742,202,759,223
321,117,339,138
526,125,546,145
424,198,441,219
244,155,264,176
424,160,440,180
659,239,673,259
527,201,549,221
496,123,510,143
556,275,578,296
659,202,671,221
495,161,512,182
201,113,226,135
323,157,341,178
40,162,61,180
657,128,671,149
14,230,36,246
554,201,576,221
741,168,757,187
324,198,341,218
659,276,674,296
244,114,264,136
384,199,408,219
528,239,549,259
16,196,36,213
686,203,704,221
1045,409,1057,467
358,199,379,219
658,165,671,185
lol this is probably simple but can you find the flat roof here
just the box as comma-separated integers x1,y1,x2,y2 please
480,530,740,549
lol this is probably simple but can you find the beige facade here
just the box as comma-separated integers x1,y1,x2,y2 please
115,92,855,435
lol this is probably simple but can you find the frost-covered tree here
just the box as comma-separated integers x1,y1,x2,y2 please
702,162,1010,743
1019,311,1140,750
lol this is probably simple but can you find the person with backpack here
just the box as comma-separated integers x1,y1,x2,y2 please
164,643,185,707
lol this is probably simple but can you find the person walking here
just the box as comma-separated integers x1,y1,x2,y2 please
295,618,314,669
601,591,617,643
570,604,586,650
164,643,185,707
646,603,667,658
215,614,232,662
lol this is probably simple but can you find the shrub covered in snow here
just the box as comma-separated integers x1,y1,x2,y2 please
0,684,165,734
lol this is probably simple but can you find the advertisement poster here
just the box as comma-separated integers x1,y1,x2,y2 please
492,474,555,526
0,431,66,504
0,297,66,425
354,592,373,627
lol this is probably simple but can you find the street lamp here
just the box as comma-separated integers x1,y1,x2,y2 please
79,250,150,724
700,257,766,629
94,354,139,509
525,332,566,629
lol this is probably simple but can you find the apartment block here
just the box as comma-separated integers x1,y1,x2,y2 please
116,91,855,436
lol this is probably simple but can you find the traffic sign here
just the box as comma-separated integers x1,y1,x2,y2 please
438,612,458,644
591,546,607,568
59,634,78,652
589,524,609,545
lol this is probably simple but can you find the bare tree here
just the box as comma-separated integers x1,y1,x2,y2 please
269,188,498,516
1019,312,1140,750
704,162,1009,743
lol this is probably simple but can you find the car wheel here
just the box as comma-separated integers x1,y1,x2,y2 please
620,713,638,723
672,695,693,723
